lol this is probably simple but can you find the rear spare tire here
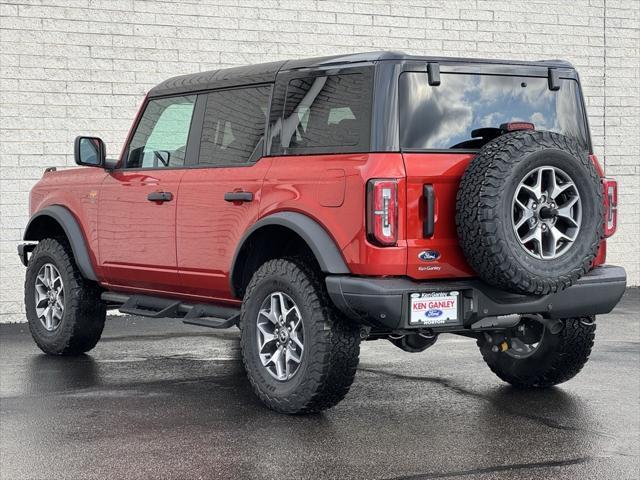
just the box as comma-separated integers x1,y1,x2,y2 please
456,130,603,295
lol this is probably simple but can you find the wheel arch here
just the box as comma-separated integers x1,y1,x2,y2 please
23,205,98,281
230,212,349,298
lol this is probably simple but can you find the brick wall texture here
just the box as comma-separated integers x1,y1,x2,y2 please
1,0,639,322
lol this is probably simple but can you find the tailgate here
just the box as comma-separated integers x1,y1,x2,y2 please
402,152,476,280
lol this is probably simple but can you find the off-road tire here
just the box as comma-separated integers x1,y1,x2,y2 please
25,238,105,355
240,258,360,414
478,317,596,387
456,130,603,295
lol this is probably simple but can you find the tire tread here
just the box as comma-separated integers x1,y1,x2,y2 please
240,258,360,414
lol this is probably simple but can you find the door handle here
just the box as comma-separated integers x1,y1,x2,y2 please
147,191,173,202
423,184,435,237
224,191,253,203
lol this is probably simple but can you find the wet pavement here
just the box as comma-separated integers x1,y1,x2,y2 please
1,289,638,480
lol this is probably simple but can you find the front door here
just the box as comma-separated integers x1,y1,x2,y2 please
98,94,197,292
177,85,273,300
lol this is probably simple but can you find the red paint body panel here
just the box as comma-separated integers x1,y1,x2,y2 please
402,152,475,280
29,167,108,281
98,169,185,291
176,158,273,300
261,153,407,277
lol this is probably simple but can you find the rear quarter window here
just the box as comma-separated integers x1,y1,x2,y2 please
399,72,588,151
279,73,372,155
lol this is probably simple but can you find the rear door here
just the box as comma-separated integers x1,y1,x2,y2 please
98,94,196,291
176,85,272,300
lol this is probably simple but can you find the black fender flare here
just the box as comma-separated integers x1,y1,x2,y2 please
23,205,98,281
230,212,350,296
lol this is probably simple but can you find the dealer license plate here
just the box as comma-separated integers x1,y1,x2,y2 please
409,291,459,326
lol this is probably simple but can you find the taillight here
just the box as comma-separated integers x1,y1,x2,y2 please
602,178,617,237
367,179,398,246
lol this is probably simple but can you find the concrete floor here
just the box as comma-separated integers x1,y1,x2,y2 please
1,289,638,480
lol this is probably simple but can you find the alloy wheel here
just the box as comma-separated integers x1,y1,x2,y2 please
256,292,304,381
34,263,64,331
512,166,582,260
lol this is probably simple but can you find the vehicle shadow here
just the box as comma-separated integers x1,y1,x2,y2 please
25,354,102,394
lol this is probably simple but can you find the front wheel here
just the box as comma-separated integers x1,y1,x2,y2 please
24,238,105,356
240,258,360,414
478,316,596,387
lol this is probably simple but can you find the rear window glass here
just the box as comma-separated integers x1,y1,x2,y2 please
399,73,588,151
198,85,270,166
281,74,371,153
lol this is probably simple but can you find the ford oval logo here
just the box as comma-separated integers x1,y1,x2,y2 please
418,250,440,262
425,309,443,318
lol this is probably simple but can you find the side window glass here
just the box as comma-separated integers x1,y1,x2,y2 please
198,86,271,166
281,74,370,152
126,95,196,169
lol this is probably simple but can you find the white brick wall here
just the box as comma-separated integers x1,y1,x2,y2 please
1,0,638,322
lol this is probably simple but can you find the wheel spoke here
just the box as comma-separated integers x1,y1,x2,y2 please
550,225,575,247
51,275,62,290
36,273,48,288
520,225,542,249
277,293,288,322
45,307,54,330
271,346,285,379
271,293,282,320
259,307,277,325
291,331,304,351
286,347,301,365
515,208,534,229
35,296,49,309
52,305,63,323
548,168,575,199
520,168,543,200
556,196,578,217
46,265,56,289
257,324,276,353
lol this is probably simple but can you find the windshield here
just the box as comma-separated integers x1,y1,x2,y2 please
399,72,588,151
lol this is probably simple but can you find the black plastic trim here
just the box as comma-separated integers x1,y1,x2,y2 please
184,93,207,167
101,292,240,325
74,136,105,167
224,192,253,202
23,205,98,281
148,51,576,99
548,68,561,90
326,265,627,330
423,185,435,237
427,62,440,86
17,243,36,266
230,212,350,297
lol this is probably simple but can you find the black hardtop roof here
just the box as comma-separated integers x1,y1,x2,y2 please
147,51,575,98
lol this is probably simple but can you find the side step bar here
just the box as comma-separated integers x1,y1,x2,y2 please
101,292,240,329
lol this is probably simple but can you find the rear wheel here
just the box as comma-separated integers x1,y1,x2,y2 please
240,258,360,414
25,238,105,356
478,316,596,387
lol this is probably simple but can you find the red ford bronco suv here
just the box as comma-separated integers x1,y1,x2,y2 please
20,52,626,414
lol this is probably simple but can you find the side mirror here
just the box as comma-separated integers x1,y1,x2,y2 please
74,136,106,167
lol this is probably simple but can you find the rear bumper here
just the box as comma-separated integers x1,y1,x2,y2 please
326,265,627,331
